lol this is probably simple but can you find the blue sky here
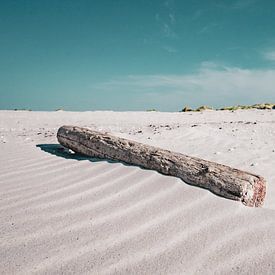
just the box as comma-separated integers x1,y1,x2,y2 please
1,0,275,111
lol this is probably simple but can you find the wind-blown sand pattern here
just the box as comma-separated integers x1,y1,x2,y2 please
0,110,275,274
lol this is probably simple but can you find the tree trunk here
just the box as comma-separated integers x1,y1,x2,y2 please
57,125,266,207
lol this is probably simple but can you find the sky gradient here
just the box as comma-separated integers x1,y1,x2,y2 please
1,0,275,111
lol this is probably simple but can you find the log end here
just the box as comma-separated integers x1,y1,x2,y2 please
241,177,266,207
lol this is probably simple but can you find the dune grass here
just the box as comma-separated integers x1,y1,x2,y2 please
181,103,275,112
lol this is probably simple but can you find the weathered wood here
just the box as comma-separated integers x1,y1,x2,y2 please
57,125,266,207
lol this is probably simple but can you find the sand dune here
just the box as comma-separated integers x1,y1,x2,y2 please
0,110,275,274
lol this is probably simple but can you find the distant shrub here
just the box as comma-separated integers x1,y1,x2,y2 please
220,106,240,111
14,108,31,111
195,105,213,112
181,106,192,112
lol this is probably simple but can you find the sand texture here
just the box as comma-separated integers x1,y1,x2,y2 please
0,110,275,274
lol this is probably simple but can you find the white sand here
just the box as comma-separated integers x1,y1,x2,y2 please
0,109,275,274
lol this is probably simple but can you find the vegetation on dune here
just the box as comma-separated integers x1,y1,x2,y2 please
195,105,213,112
181,105,213,112
181,103,275,112
220,103,275,111
252,103,275,109
181,106,193,112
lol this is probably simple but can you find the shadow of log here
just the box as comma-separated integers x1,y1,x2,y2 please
36,144,126,165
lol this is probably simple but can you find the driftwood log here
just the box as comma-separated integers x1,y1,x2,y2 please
57,125,266,207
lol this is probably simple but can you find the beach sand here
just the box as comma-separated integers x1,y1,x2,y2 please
0,110,275,274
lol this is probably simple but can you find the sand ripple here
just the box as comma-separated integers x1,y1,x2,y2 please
1,110,275,274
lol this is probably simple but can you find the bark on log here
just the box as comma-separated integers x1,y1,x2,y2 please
57,125,266,207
